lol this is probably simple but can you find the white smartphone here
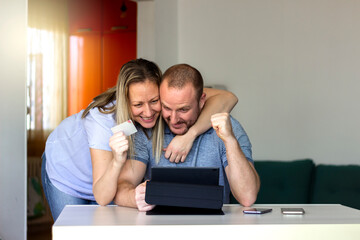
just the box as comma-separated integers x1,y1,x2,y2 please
281,208,305,215
243,208,272,214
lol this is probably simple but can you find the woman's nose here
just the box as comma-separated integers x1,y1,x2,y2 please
143,104,152,116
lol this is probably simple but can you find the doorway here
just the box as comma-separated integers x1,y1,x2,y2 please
27,1,137,239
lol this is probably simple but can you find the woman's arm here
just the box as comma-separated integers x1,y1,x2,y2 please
92,131,129,205
164,88,238,162
114,160,152,211
190,88,238,138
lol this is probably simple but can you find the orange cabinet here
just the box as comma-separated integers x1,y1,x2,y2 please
102,32,136,91
68,0,102,34
68,33,102,116
103,0,137,32
68,0,136,116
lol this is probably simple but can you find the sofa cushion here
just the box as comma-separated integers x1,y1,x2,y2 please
230,159,315,204
311,164,360,210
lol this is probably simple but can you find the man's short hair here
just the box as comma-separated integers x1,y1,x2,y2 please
162,64,204,101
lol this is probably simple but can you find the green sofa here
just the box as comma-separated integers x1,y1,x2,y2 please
230,159,360,210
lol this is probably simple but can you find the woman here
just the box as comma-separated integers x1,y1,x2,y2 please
42,59,238,221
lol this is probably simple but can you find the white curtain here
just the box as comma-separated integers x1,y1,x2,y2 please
27,0,68,156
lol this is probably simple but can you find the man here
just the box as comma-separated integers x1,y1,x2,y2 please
115,64,260,211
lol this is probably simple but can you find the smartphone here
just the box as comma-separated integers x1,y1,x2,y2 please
243,208,272,214
281,208,305,215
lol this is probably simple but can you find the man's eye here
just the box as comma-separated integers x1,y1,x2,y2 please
179,109,188,113
152,99,159,104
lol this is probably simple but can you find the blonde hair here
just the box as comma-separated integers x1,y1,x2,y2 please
82,59,164,163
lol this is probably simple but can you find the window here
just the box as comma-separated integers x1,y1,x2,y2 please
27,0,68,156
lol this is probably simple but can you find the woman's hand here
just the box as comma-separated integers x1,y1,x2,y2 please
164,133,196,163
109,131,129,166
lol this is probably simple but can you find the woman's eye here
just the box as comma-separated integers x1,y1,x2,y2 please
152,99,159,104
134,104,142,107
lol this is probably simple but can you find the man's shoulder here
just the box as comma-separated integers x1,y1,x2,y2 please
229,115,246,131
229,115,241,124
229,116,251,147
209,115,249,143
134,126,152,144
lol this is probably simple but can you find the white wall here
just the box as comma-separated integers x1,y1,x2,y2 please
0,0,27,239
137,0,178,70
137,1,156,60
154,0,178,70
140,0,360,165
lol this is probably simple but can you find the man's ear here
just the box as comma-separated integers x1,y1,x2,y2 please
199,92,206,110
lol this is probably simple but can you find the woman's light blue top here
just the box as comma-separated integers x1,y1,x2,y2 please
45,107,116,200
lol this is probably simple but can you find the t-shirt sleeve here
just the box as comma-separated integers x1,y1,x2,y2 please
83,107,116,151
133,129,151,165
221,117,253,167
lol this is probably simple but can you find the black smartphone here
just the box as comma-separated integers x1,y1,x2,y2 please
243,208,272,214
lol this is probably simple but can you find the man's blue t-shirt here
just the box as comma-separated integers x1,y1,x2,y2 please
133,116,253,203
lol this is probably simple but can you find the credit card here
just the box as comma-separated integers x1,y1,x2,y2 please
111,120,137,136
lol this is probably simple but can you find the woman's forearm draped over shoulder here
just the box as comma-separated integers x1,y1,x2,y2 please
164,88,238,162
188,88,238,137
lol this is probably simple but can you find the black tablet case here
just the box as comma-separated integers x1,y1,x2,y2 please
145,167,224,213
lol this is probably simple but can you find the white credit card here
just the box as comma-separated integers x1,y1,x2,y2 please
111,120,137,136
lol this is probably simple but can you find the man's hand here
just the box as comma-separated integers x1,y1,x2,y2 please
164,134,195,163
135,181,155,212
211,113,235,142
109,131,128,166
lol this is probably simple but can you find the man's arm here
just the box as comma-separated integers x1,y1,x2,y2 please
114,159,155,211
211,113,260,207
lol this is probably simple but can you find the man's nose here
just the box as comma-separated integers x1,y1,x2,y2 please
169,111,179,124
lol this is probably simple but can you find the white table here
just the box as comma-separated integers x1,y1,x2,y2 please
53,204,360,240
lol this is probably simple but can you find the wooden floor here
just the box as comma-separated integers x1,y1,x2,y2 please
27,214,53,240
28,229,52,240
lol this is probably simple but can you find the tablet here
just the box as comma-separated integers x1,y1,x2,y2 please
150,167,219,185
145,167,224,213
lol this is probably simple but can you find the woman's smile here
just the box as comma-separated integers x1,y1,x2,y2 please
129,80,161,129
